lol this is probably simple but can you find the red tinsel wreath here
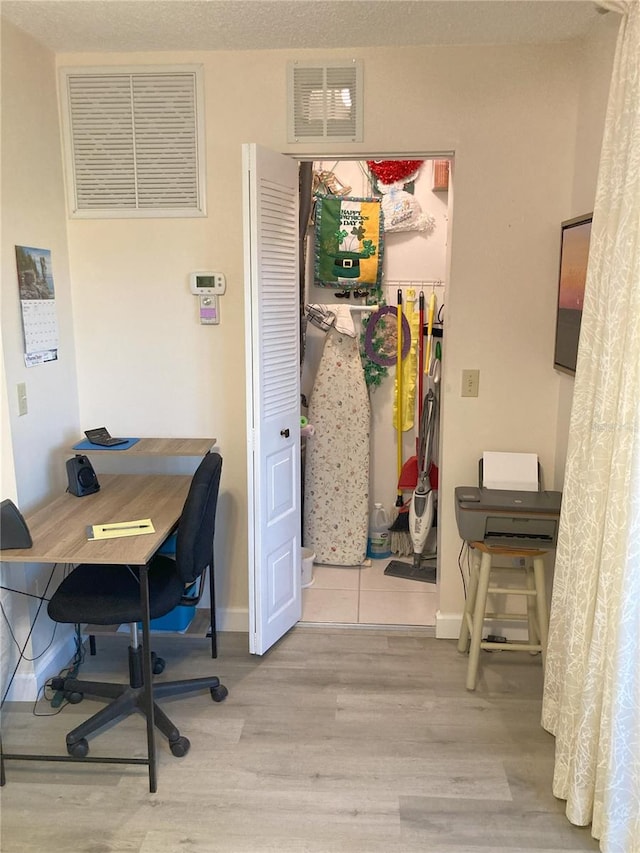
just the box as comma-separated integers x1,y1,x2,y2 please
367,159,424,185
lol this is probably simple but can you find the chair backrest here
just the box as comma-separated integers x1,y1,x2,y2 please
175,452,222,585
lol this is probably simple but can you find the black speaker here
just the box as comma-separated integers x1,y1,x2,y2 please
66,454,100,497
0,499,32,549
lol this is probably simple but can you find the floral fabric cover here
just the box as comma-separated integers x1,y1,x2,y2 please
303,327,370,565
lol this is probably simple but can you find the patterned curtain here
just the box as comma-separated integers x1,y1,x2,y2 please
542,3,640,850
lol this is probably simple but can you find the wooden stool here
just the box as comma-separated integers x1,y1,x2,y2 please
457,542,549,691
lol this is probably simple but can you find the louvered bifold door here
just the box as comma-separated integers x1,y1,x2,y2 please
243,144,301,655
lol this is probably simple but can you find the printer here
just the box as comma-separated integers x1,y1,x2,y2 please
456,452,562,549
455,486,562,549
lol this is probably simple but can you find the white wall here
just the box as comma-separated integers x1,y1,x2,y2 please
55,38,617,633
553,12,620,490
1,20,80,698
1,20,619,679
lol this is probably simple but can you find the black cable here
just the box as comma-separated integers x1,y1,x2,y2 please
39,623,85,717
0,564,59,708
457,540,467,598
0,585,51,601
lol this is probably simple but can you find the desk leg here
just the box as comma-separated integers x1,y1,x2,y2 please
139,564,157,793
209,566,217,659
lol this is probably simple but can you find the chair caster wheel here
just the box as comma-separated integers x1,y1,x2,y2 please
65,691,83,704
152,655,166,675
170,736,190,757
67,738,89,758
210,684,228,702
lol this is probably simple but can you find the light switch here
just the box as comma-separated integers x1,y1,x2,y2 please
461,369,479,398
17,382,28,416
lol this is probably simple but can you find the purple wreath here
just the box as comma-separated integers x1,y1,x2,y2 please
363,306,411,366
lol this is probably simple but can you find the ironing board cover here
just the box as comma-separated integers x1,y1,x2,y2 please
304,328,370,565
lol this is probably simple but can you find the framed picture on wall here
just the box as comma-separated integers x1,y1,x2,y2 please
553,213,592,375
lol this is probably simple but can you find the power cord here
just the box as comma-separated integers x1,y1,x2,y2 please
48,624,85,710
457,540,468,598
0,564,58,709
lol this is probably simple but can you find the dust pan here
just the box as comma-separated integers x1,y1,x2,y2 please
398,455,419,490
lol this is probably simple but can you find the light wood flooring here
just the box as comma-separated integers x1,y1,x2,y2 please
1,627,599,852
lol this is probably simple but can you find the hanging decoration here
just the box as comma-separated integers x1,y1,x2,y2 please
312,170,352,197
314,196,384,290
366,160,424,186
380,187,436,234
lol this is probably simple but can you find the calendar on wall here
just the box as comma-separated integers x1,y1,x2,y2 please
15,246,59,367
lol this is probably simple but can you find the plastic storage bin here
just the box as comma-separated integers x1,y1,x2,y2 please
138,579,198,632
301,547,315,587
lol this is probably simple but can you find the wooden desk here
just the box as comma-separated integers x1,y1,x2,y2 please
0,473,191,792
74,438,216,456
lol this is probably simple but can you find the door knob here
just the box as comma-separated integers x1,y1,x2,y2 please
280,429,290,438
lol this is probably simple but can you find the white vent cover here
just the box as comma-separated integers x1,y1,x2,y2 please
59,65,206,218
287,60,363,144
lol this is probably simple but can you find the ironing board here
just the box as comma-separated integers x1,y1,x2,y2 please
304,327,370,565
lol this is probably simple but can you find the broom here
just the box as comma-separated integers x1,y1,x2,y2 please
389,289,412,555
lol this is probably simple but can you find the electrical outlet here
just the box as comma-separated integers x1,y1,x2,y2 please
17,382,28,416
461,369,479,398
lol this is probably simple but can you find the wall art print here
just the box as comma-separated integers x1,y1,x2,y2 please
314,196,384,290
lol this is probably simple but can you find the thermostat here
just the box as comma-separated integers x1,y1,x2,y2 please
189,271,226,295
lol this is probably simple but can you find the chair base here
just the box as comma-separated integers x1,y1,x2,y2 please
51,644,227,758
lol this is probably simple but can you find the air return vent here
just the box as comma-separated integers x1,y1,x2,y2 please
59,65,206,218
287,60,363,144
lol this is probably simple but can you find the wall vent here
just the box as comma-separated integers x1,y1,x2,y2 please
287,60,363,144
59,65,206,218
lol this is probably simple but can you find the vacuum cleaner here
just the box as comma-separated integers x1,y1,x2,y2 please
408,471,434,573
409,386,437,570
385,387,438,582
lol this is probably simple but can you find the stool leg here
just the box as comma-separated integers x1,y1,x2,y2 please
525,565,540,649
457,550,480,653
533,556,549,668
466,552,492,691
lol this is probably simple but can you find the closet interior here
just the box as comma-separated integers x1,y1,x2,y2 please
300,157,452,627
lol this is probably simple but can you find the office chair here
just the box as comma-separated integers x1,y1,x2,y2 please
47,451,227,759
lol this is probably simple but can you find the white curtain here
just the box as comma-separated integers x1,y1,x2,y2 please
542,3,640,851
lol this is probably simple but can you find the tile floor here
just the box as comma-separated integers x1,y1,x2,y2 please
301,556,437,627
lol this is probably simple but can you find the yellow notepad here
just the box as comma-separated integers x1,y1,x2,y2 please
87,519,155,540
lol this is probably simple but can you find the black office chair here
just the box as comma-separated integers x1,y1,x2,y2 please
47,451,227,759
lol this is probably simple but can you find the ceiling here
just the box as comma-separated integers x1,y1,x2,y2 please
0,0,606,53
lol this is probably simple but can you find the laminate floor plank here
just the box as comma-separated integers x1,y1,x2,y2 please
0,627,600,852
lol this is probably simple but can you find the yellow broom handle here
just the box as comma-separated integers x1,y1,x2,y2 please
424,292,436,372
396,290,403,495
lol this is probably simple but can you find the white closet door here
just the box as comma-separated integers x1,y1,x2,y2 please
242,143,301,655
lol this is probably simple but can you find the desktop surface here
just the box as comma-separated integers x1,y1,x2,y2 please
72,437,215,456
3,474,191,566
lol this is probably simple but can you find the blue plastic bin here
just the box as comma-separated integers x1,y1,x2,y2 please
139,536,198,631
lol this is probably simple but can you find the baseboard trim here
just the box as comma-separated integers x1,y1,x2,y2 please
216,607,248,633
4,629,77,702
435,611,462,639
435,610,530,641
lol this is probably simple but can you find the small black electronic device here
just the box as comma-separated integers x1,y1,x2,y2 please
66,455,100,497
0,499,32,549
84,427,127,447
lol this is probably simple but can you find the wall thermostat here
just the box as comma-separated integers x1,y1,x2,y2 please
189,271,226,295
